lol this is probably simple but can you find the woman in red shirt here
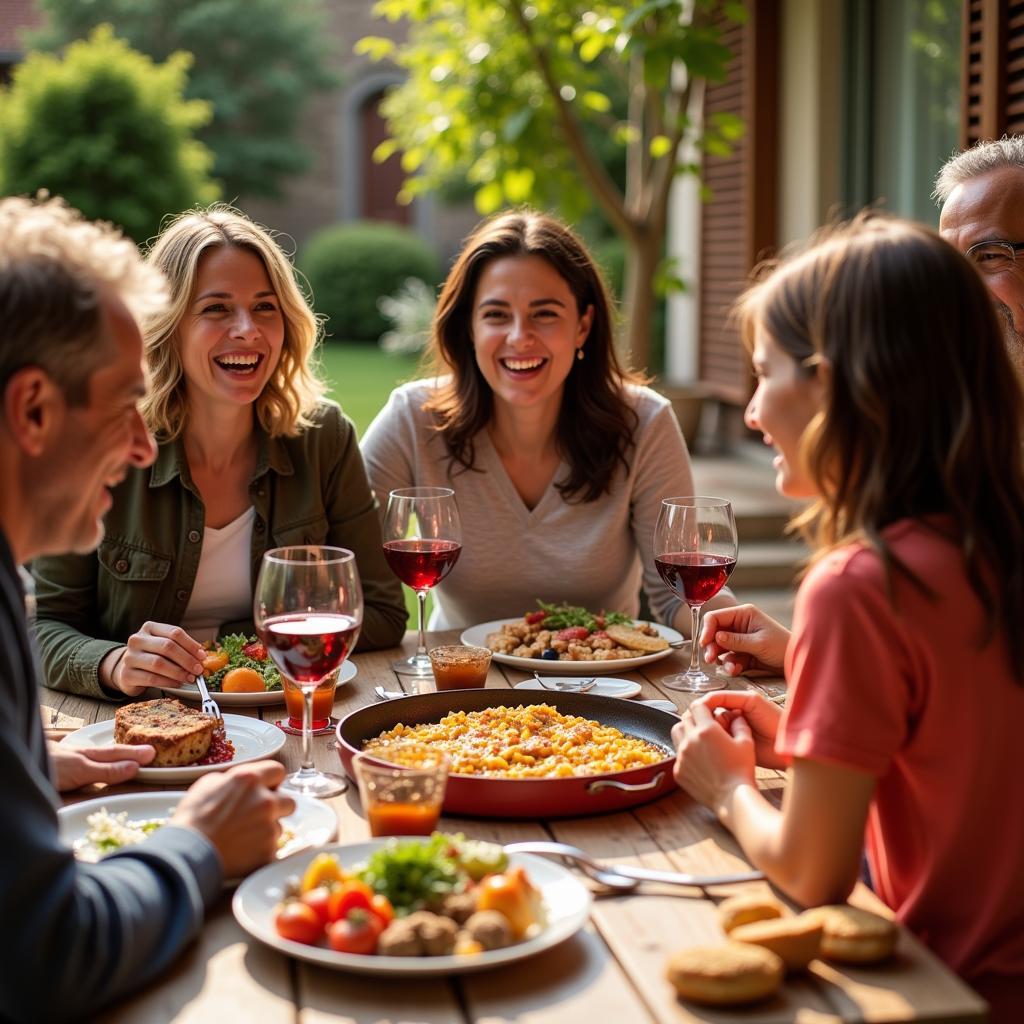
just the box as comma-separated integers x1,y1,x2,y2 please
672,214,1024,1017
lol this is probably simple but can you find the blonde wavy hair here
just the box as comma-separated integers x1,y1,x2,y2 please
141,205,326,439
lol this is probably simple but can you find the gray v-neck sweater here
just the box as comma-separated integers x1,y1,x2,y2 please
361,380,692,630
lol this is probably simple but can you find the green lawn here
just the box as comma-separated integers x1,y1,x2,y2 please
318,342,423,437
317,342,427,625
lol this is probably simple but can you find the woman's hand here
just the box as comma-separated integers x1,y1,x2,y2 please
103,622,207,697
699,604,791,677
173,761,295,878
671,701,757,810
697,689,787,770
49,742,156,792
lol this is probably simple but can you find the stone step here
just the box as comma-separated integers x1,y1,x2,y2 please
731,539,807,590
735,586,797,628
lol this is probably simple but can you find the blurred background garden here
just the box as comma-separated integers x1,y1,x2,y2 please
0,0,983,622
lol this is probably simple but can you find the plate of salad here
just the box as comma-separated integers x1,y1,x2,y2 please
163,633,356,707
232,833,591,976
462,601,684,676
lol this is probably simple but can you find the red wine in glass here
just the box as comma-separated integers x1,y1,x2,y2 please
655,553,737,607
654,497,738,693
254,545,362,798
383,539,461,592
384,487,462,678
261,613,361,682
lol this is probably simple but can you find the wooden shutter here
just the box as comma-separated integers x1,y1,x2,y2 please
962,0,1024,144
698,0,779,405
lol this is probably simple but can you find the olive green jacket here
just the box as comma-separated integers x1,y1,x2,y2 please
32,402,407,699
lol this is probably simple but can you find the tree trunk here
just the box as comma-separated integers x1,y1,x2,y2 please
621,228,663,372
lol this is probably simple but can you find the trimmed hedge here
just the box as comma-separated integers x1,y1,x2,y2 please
300,221,439,342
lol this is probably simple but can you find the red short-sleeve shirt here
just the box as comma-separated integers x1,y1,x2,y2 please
778,519,1024,1008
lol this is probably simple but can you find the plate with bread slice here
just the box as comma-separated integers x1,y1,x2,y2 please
59,698,286,783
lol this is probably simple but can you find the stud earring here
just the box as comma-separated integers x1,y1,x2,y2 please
576,347,585,361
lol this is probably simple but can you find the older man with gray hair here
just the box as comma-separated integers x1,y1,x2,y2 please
0,194,294,1022
936,135,1024,372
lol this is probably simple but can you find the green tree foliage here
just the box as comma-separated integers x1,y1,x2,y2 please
30,0,338,200
301,221,440,343
0,25,218,242
359,0,745,369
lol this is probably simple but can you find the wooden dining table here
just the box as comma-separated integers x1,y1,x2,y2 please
42,630,988,1024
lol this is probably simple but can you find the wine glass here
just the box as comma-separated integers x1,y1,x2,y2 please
383,487,462,678
254,546,362,798
654,496,738,692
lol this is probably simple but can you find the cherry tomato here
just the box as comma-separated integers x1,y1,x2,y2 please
300,852,346,893
202,650,229,674
326,879,375,923
370,893,395,926
524,610,547,625
327,909,384,955
274,902,322,945
300,886,334,926
556,627,591,642
243,639,268,661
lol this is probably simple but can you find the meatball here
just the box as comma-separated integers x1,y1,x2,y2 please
404,911,458,956
463,910,514,951
439,891,477,925
377,919,422,956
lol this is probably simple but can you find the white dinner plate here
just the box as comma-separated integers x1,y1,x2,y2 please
461,619,686,676
164,660,358,707
233,839,592,976
514,677,642,699
59,791,337,862
59,714,286,783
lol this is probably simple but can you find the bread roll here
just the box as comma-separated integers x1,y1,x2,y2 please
666,942,784,1006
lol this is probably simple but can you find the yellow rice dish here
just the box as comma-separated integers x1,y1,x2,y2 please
363,703,668,779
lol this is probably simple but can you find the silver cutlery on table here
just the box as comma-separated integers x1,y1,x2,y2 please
194,674,222,721
532,671,596,693
374,685,408,701
504,840,765,889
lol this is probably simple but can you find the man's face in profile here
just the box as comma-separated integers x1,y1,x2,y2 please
940,166,1024,371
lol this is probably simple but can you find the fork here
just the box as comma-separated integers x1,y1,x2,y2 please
194,674,222,721
533,671,597,693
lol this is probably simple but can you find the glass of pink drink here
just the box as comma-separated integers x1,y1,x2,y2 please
255,546,362,798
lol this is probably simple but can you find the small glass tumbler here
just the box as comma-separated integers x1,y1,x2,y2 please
353,743,450,837
428,645,492,691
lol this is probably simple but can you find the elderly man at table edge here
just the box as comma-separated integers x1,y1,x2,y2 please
937,134,1024,376
0,195,294,1023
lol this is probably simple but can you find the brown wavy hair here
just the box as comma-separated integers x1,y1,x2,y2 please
738,213,1024,678
141,205,326,440
422,209,646,502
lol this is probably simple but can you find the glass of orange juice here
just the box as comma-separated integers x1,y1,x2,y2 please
353,743,449,836
428,645,491,691
275,667,339,736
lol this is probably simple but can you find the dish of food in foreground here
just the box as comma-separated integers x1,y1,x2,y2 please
461,604,683,675
165,659,358,707
59,791,337,864
232,834,591,976
59,713,286,783
362,702,668,779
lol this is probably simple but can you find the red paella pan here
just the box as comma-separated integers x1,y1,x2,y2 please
335,689,679,819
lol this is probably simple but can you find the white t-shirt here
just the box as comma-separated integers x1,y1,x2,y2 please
360,380,694,630
181,506,254,643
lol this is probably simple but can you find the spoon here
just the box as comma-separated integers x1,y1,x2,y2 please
504,840,765,888
373,685,408,701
